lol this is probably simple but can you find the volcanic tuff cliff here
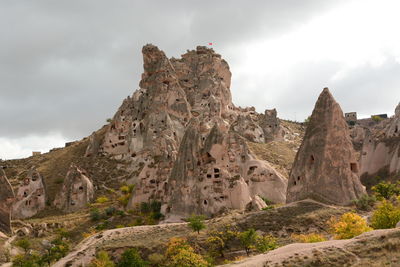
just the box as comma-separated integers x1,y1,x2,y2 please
97,44,288,219
287,88,366,205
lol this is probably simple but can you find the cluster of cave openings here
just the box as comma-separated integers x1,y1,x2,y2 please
214,168,220,178
25,200,32,206
350,163,358,173
293,176,301,186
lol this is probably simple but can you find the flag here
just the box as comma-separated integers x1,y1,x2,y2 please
208,42,213,45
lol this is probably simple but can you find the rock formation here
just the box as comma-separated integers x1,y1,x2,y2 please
357,102,400,187
84,131,101,157
287,88,366,205
92,44,288,217
12,168,47,219
54,164,94,212
164,119,286,218
0,168,14,235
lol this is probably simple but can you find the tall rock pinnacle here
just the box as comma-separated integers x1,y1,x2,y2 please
287,88,366,205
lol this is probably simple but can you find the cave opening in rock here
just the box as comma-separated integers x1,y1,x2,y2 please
350,163,358,173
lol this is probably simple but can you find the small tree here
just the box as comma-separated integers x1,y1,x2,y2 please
372,181,400,200
352,194,377,211
239,229,257,256
15,239,31,254
328,212,372,239
116,249,148,267
255,234,278,252
371,199,400,229
164,237,209,267
188,215,206,234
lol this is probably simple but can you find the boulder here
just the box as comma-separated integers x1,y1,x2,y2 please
287,88,366,205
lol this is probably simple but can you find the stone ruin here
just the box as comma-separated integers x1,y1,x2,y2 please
0,168,15,235
12,167,47,219
287,88,366,205
53,164,94,212
91,44,288,219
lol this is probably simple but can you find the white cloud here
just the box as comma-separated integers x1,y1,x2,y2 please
0,133,67,160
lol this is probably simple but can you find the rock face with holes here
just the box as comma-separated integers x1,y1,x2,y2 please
54,164,94,212
359,102,400,180
95,44,288,218
12,168,47,219
287,88,366,205
165,120,287,218
0,169,14,235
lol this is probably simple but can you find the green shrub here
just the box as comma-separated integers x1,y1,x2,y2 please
188,214,206,234
41,238,70,265
260,197,275,206
371,115,383,122
140,202,150,214
255,234,278,252
205,225,239,258
12,253,41,267
15,239,31,254
371,199,400,229
105,207,117,216
372,181,400,200
238,228,258,256
91,208,103,221
352,194,377,211
328,212,372,239
116,249,148,267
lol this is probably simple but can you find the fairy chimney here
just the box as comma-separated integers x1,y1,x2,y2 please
287,88,366,205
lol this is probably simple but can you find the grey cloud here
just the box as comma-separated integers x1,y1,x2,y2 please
0,0,354,141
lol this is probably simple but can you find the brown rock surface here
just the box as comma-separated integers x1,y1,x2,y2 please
53,164,94,212
0,168,14,235
287,88,366,205
95,44,288,217
12,167,46,219
359,102,400,181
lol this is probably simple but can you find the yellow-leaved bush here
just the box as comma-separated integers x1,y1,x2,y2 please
328,212,372,239
291,233,327,243
165,237,209,267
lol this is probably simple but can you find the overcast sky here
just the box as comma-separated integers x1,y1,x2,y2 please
1,0,400,159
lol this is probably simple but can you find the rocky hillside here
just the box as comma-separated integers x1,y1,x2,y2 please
223,227,400,267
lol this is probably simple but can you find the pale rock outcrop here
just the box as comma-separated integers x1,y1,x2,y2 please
0,169,14,235
54,164,94,212
84,132,100,157
95,44,287,217
222,228,400,267
287,88,366,205
12,168,46,219
385,102,400,137
359,102,400,179
166,120,287,218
